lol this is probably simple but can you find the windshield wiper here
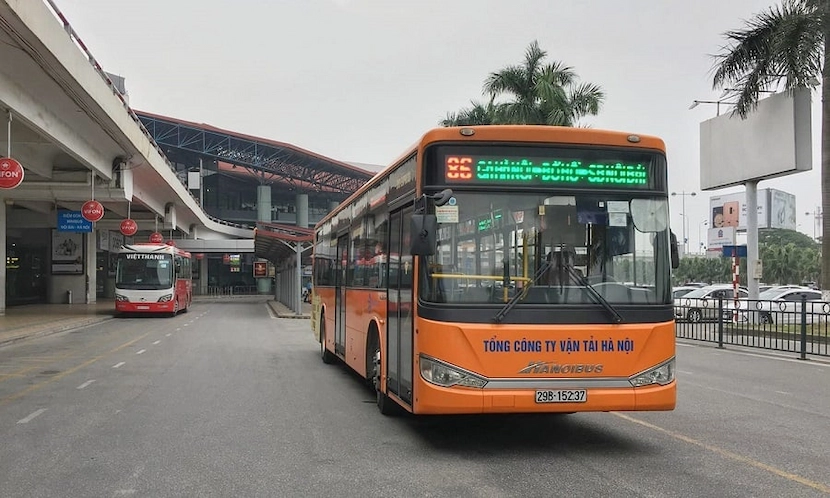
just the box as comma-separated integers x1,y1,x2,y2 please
492,261,551,323
561,265,624,324
492,261,625,324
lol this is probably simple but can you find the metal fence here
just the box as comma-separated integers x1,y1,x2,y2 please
202,285,260,297
675,297,830,358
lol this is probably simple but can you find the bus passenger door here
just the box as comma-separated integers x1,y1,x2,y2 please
335,235,349,356
386,206,414,405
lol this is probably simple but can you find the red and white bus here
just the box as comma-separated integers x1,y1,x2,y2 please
115,243,192,316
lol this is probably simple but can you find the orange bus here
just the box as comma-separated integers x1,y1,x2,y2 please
311,126,679,415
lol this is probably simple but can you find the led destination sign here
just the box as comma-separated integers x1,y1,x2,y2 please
444,155,651,188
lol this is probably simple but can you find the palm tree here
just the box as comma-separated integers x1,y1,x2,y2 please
441,100,496,126
711,0,828,292
442,40,604,127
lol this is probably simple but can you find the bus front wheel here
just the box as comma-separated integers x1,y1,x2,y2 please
368,328,398,416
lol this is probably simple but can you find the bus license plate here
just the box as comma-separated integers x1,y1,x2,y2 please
136,305,150,310
535,390,587,403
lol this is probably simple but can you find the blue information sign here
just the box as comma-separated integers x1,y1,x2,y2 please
721,245,747,258
57,210,92,233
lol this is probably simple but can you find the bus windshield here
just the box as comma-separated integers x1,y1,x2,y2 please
116,254,174,290
421,192,671,305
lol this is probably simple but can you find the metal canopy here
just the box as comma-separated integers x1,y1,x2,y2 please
255,222,314,263
135,111,374,195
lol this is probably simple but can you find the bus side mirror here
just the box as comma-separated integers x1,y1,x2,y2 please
410,214,437,256
670,232,680,269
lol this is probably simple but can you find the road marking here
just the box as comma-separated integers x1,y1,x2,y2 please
112,362,125,369
17,408,47,424
184,323,190,327
152,340,161,345
175,328,181,331
775,391,791,395
613,412,830,494
77,380,95,390
165,333,171,337
135,349,146,355
114,490,136,496
678,370,694,375
0,333,152,408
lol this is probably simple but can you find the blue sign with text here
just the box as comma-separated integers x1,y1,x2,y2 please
721,245,748,258
57,210,92,233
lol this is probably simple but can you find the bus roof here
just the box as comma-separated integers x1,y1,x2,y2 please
316,125,667,229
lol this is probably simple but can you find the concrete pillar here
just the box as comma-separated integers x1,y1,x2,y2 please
86,230,96,304
257,185,272,223
257,184,272,294
0,202,6,315
199,255,208,295
296,193,309,228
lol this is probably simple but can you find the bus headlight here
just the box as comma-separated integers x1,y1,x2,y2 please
629,358,675,387
157,294,174,303
115,294,128,302
419,355,487,388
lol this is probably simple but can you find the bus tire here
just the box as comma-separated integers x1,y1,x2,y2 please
367,326,398,416
320,314,336,364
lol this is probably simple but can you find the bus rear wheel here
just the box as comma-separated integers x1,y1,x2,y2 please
320,314,336,364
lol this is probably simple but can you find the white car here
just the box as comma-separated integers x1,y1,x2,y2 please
743,288,827,325
674,284,747,323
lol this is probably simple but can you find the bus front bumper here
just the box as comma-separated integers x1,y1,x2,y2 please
413,380,676,415
116,301,175,313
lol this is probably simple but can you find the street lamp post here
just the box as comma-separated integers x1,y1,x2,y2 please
806,207,823,241
671,191,696,255
699,220,708,254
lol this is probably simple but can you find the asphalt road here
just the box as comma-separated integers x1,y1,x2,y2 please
1,299,829,497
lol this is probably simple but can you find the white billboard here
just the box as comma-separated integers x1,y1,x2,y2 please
707,188,797,250
769,189,797,230
707,226,736,254
707,189,797,246
709,191,767,231
700,88,812,190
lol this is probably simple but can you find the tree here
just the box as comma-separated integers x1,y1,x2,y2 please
710,0,828,293
442,40,605,126
441,101,496,127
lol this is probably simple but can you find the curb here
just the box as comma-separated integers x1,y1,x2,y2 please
266,300,310,319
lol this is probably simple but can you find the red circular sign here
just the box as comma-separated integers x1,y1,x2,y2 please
149,232,164,244
120,218,138,236
166,240,176,247
81,200,105,222
0,157,25,189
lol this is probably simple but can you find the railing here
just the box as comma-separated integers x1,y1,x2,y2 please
42,1,254,232
675,297,830,358
203,285,261,297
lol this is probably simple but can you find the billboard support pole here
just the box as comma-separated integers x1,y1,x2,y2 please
745,180,760,300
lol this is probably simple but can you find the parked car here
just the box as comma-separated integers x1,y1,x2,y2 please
741,288,827,325
674,284,748,323
672,286,699,299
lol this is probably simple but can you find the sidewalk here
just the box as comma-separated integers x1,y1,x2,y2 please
0,300,116,347
267,300,311,319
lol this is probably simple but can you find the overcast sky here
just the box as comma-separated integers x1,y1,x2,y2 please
55,0,821,250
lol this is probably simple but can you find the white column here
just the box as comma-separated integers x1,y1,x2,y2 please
745,181,759,300
0,202,6,315
86,230,97,304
